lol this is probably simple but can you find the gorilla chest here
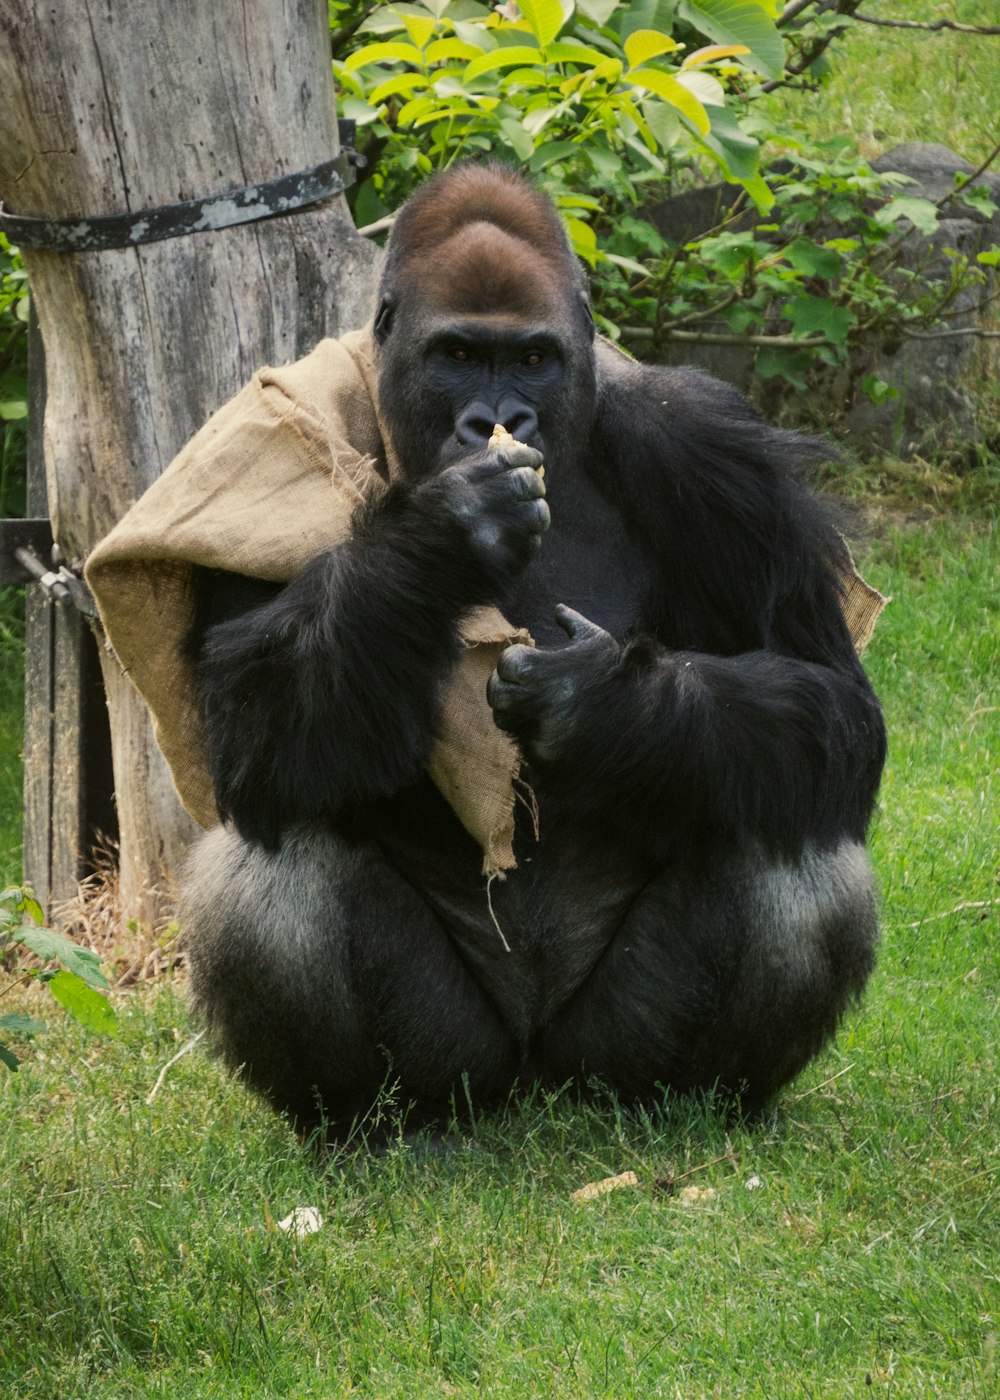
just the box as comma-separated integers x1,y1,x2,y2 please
504,475,648,642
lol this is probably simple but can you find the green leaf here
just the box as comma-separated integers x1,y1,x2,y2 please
425,37,485,62
465,46,545,79
959,184,998,219
401,12,437,47
565,216,598,265
616,0,680,43
624,29,681,69
517,0,566,47
528,138,579,171
46,970,119,1037
345,41,427,72
546,41,610,66
738,172,774,213
0,1012,48,1036
677,0,783,81
861,374,899,405
676,69,724,107
875,196,939,237
13,925,110,990
605,251,653,278
369,72,431,103
785,294,854,347
628,67,709,135
699,104,760,181
784,238,842,280
499,115,536,161
0,1042,20,1071
756,346,813,390
977,246,1000,267
576,0,621,22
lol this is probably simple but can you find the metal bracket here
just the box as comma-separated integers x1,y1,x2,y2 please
14,547,98,618
0,125,364,253
1,522,98,618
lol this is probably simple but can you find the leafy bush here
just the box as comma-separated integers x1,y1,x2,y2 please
1,886,118,1070
336,0,784,254
334,1,999,397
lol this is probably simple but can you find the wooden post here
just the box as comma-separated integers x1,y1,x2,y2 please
0,2,379,924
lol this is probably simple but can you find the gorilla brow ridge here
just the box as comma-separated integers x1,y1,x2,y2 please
420,221,568,320
381,162,584,290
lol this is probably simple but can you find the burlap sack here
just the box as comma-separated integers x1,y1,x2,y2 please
85,327,530,876
86,325,886,876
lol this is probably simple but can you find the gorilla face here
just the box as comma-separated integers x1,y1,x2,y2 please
373,171,596,480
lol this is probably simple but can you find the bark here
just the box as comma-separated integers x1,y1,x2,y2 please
0,0,379,923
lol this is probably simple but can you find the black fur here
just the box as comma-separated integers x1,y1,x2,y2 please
183,165,886,1140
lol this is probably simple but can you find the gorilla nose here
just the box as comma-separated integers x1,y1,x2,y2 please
456,399,539,446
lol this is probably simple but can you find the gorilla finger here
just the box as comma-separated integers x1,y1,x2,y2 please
504,465,547,502
554,603,610,642
526,498,551,533
499,443,544,473
495,643,537,683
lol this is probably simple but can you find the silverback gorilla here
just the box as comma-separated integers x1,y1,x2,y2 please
182,164,886,1140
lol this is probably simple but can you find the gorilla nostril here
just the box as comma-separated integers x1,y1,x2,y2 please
496,399,539,443
503,408,538,442
455,405,496,446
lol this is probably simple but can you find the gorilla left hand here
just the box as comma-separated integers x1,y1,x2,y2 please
487,604,621,763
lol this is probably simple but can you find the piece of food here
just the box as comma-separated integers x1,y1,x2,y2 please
489,422,514,451
489,422,544,477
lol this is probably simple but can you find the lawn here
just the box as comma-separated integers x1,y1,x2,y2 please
2,511,997,1398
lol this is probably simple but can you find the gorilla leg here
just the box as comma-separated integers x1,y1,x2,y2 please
537,840,878,1110
183,825,519,1136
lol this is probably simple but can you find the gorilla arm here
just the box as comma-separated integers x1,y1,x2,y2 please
191,440,549,849
487,600,886,865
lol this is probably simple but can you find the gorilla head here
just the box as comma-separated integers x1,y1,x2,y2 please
373,164,597,480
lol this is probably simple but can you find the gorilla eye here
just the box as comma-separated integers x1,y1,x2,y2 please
448,346,471,363
523,350,544,367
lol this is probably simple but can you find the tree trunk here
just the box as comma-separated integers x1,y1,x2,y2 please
0,1,379,924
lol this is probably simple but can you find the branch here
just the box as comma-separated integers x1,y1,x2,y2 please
901,326,1000,340
932,141,1000,213
622,327,829,348
854,13,1000,36
778,0,822,26
762,0,865,94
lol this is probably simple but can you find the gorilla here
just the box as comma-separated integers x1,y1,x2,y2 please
182,163,886,1141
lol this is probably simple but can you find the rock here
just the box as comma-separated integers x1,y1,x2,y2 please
642,144,1000,460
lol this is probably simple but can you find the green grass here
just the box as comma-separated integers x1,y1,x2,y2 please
764,1,1000,166
1,513,997,1398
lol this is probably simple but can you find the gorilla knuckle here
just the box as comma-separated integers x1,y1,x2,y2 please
499,443,544,473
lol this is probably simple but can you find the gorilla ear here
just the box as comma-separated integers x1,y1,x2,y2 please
580,293,596,343
374,295,396,345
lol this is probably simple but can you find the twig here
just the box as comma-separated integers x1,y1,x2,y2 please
622,326,829,348
778,0,822,26
854,13,1000,36
901,326,1000,340
358,214,397,238
909,898,1000,930
762,0,865,94
145,1029,206,1105
931,140,1000,213
791,1063,855,1100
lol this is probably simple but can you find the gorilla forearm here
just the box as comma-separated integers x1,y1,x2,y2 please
196,484,502,847
522,639,886,861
